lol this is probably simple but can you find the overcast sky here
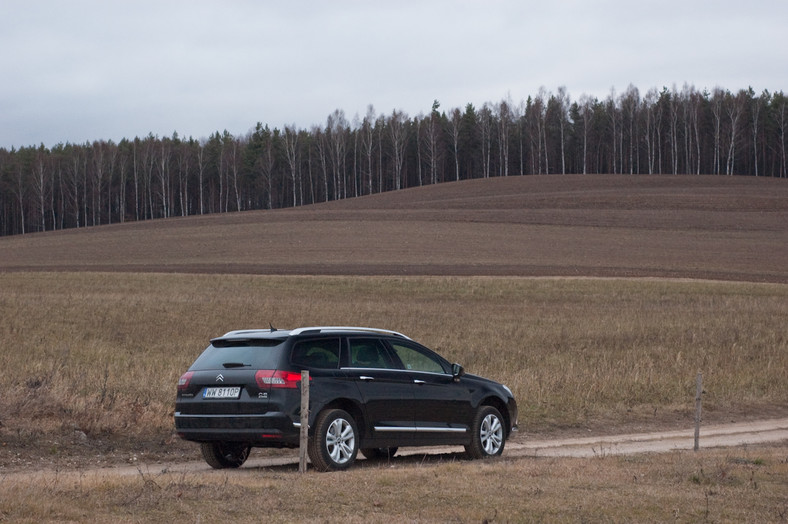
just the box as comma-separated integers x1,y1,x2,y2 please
1,0,786,149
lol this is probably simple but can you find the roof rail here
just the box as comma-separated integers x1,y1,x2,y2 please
220,328,280,337
289,326,411,340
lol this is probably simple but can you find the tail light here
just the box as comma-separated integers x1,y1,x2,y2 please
255,370,307,389
177,371,194,391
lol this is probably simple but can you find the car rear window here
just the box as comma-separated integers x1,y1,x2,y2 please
190,338,285,370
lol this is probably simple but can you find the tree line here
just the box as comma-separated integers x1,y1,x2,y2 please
1,84,786,236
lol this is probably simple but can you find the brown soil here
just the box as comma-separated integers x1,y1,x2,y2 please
1,174,787,282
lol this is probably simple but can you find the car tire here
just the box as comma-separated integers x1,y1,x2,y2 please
465,406,505,459
308,408,359,472
360,447,398,460
200,441,251,469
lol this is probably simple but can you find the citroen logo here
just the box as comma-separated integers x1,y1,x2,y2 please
216,374,224,382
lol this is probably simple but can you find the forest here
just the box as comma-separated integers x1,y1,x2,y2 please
1,84,786,237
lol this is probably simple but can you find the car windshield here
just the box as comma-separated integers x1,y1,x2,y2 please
190,338,285,370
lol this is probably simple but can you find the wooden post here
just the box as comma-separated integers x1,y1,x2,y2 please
694,372,702,451
299,370,309,473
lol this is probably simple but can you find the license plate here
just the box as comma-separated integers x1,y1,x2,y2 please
203,386,241,399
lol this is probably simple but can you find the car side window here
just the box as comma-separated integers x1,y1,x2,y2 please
348,338,393,369
390,342,448,374
290,338,340,369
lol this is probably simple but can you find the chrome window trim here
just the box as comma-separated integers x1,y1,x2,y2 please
341,366,450,377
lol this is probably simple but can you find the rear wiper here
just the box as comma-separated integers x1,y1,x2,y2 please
222,362,250,368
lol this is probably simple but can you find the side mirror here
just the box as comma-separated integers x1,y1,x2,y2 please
452,363,465,380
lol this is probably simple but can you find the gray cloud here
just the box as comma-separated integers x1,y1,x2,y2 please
2,0,786,148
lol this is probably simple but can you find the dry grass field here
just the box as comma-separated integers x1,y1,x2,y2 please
1,174,787,522
2,443,787,522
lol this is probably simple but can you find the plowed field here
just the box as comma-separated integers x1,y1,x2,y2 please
2,174,787,282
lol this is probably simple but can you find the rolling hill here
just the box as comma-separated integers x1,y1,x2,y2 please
1,174,787,282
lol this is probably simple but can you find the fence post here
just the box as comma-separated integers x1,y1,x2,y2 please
694,372,702,451
299,370,310,473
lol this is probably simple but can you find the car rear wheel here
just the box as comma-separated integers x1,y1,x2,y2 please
465,406,505,459
308,408,359,471
360,447,398,460
200,441,251,469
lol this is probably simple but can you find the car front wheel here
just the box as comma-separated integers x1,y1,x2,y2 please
308,408,359,471
200,441,251,469
465,406,505,459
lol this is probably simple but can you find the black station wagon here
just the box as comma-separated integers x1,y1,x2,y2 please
175,326,518,471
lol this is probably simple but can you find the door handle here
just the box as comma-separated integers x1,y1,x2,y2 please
359,376,374,381
413,379,426,385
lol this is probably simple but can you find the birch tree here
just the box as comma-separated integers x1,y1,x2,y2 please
175,138,191,216
312,126,330,201
479,103,493,178
606,89,620,174
376,114,385,192
156,137,172,217
621,85,639,174
726,90,746,175
66,145,85,227
423,100,441,185
711,88,724,174
31,146,48,231
750,88,763,177
259,130,275,209
528,93,547,174
13,158,26,234
448,108,462,181
105,141,118,224
326,110,348,200
351,115,360,196
116,140,130,222
669,87,680,174
90,142,105,225
777,92,787,178
227,134,242,212
141,135,157,218
496,97,511,177
388,109,408,190
360,106,376,194
283,125,300,206
513,99,526,175
556,86,571,174
687,87,702,175
196,140,207,215
414,114,423,186
578,94,594,174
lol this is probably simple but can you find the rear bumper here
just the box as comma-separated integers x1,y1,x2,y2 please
174,411,300,445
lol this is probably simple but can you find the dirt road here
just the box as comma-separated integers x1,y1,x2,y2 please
3,418,786,480
503,417,788,459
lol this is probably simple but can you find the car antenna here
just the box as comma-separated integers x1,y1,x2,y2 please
269,322,277,332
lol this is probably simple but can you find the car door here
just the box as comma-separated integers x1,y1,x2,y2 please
386,340,473,444
343,337,415,442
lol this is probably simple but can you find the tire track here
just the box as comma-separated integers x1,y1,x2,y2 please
2,418,786,480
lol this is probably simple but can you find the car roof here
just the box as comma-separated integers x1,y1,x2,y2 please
216,326,412,341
